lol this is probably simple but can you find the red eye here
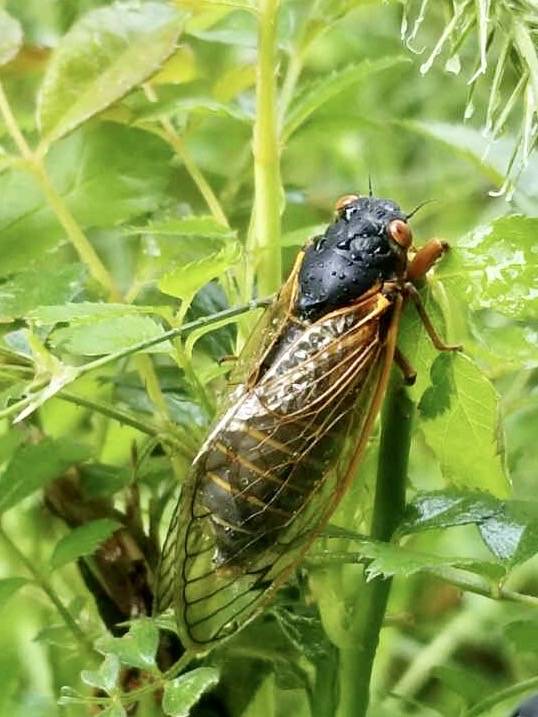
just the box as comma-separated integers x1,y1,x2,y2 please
335,194,359,213
388,219,412,248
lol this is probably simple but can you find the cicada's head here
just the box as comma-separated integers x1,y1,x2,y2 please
296,194,413,320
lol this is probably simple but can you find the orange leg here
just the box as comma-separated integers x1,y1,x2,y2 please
404,282,462,352
407,238,448,282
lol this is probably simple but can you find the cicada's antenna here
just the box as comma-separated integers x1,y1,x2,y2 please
368,173,373,197
406,199,436,219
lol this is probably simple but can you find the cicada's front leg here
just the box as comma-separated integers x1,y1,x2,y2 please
394,239,462,383
406,237,449,282
404,237,462,352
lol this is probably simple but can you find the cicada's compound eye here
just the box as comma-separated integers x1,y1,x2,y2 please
334,193,360,214
387,219,412,249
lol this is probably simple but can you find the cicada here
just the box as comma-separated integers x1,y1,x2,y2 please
155,193,458,651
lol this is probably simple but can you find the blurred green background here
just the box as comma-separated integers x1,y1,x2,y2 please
0,1,536,716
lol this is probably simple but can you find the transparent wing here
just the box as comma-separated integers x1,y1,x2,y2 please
156,291,397,651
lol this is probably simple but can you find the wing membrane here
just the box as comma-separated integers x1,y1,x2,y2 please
156,289,397,650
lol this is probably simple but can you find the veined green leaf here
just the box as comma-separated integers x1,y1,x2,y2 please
353,540,506,583
0,577,30,609
50,315,171,356
0,265,86,323
96,618,159,670
418,353,509,496
133,96,251,124
437,215,538,322
37,1,186,146
0,124,176,278
125,216,236,239
0,438,90,514
163,667,220,717
81,654,121,694
0,9,23,66
50,518,121,570
400,490,538,568
158,242,241,302
283,57,409,141
29,302,160,327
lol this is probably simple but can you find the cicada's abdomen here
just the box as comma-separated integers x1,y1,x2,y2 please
195,290,391,569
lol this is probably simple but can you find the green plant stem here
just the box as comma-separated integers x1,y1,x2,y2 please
252,0,282,297
30,163,120,299
0,298,272,423
464,676,538,717
143,84,229,227
337,379,413,717
78,298,272,376
308,552,538,608
0,80,119,300
0,524,95,656
58,390,193,458
161,124,229,227
0,81,33,159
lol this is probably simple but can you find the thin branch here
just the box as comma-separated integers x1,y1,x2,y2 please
252,0,283,297
336,381,413,717
143,84,229,227
0,524,96,656
0,80,119,300
308,553,538,608
77,297,272,378
464,676,538,717
0,81,33,160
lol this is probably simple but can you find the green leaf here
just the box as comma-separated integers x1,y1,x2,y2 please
283,57,408,141
37,1,186,146
50,315,171,356
50,518,121,570
0,9,23,66
158,242,241,302
99,706,126,717
96,618,159,670
81,654,121,694
133,96,251,124
401,121,538,208
433,665,492,703
125,216,236,239
29,302,159,326
478,501,538,566
0,264,86,323
280,224,326,247
0,438,90,514
504,620,538,654
0,123,175,277
0,577,30,609
418,353,509,496
336,539,506,582
400,490,538,568
162,667,220,717
399,490,500,535
437,215,538,321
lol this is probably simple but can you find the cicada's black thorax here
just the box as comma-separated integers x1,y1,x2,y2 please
296,196,408,321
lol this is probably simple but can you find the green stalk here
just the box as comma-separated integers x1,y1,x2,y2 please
464,676,538,717
251,0,282,298
337,379,413,717
0,80,119,300
0,525,95,657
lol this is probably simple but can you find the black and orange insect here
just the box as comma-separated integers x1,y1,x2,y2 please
155,193,459,651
